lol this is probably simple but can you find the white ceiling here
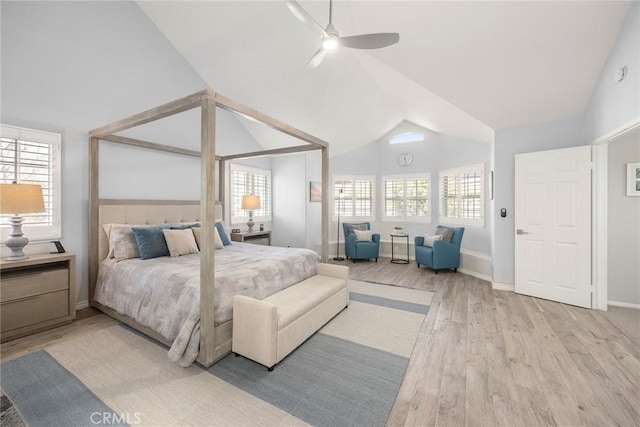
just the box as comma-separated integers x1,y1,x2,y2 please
138,1,630,155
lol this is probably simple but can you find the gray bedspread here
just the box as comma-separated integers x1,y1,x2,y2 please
94,243,320,366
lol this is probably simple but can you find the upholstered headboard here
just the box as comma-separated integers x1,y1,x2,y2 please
97,200,222,262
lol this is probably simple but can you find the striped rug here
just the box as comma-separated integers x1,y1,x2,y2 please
0,280,432,426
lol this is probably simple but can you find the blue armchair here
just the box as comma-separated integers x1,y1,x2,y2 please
414,226,464,273
342,222,380,262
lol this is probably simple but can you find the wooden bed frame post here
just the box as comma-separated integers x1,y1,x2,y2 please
199,92,217,366
321,146,329,262
89,137,99,304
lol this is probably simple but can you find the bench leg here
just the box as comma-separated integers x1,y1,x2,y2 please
267,366,274,372
234,353,240,357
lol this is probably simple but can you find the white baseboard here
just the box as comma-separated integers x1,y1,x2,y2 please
608,300,640,309
76,300,89,310
492,282,515,292
458,268,492,282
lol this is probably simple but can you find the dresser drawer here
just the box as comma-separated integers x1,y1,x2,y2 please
1,266,68,302
1,290,69,332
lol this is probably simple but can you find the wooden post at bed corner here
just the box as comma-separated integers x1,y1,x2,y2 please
321,146,329,262
89,137,99,305
199,91,217,367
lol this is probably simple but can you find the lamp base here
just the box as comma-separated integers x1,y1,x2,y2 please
5,215,29,260
246,210,255,233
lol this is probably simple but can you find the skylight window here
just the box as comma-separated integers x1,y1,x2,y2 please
389,132,424,145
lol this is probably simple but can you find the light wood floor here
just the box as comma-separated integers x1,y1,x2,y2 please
2,259,639,426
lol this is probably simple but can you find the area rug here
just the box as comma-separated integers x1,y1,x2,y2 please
0,280,432,426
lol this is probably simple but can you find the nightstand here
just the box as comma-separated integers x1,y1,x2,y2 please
230,230,271,246
0,253,76,342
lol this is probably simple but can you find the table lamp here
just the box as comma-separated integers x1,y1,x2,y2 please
0,183,46,260
241,195,261,232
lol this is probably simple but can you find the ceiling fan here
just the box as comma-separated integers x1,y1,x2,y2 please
287,0,399,71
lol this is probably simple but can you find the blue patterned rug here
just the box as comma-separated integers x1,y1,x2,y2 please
1,281,432,426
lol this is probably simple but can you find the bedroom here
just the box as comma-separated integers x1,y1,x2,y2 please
1,1,639,426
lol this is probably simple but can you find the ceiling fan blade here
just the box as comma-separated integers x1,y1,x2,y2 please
286,1,327,37
336,33,400,50
305,48,328,71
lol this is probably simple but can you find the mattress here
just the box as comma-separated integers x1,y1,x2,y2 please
94,243,320,366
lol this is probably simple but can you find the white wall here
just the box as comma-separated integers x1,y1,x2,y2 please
492,118,585,287
607,129,640,306
584,2,640,142
0,2,264,305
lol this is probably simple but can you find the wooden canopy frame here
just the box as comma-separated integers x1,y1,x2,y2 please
88,88,330,366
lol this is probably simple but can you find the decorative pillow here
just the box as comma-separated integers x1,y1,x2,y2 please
215,222,231,246
132,226,170,260
162,229,200,257
192,227,224,250
354,229,373,242
103,223,143,258
348,223,368,235
423,232,443,247
171,223,201,230
111,227,140,261
435,227,454,243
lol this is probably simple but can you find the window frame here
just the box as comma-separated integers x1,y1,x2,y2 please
332,175,376,221
381,173,431,223
229,163,272,224
438,163,485,227
0,124,62,242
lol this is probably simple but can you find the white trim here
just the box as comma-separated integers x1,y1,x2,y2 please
458,268,492,282
333,174,376,221
590,117,640,311
381,173,432,223
607,300,640,309
76,300,89,310
438,163,485,227
492,282,515,292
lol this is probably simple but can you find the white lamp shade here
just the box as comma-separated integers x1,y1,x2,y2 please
241,195,261,210
0,183,46,214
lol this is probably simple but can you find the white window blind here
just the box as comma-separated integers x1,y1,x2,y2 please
230,164,271,224
0,124,61,240
333,175,375,220
439,164,484,226
382,174,430,222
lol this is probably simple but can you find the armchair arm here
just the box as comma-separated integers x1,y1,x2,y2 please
345,233,357,256
432,240,460,267
415,236,425,247
372,233,381,244
317,263,349,282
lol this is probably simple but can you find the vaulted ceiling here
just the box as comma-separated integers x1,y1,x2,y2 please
138,1,630,156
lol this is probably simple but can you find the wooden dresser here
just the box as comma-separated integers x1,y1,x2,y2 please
1,253,76,342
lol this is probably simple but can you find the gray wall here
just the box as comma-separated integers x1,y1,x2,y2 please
0,1,264,305
584,2,640,142
607,129,640,306
492,118,586,286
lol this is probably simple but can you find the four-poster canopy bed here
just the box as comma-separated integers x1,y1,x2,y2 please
88,88,330,367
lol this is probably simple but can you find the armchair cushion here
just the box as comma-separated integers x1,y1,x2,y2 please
354,229,373,242
435,227,454,242
422,233,443,247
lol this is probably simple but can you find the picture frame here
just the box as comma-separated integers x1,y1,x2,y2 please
309,181,322,202
627,163,640,197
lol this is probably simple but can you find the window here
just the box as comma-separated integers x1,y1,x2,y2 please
439,164,484,226
230,164,271,224
382,174,431,222
0,125,61,241
333,175,375,220
389,132,424,145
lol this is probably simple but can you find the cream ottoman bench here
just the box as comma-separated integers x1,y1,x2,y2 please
232,263,349,370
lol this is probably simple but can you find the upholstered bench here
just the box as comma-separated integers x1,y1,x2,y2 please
232,263,349,370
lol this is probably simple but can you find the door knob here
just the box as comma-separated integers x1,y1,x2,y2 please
516,229,529,235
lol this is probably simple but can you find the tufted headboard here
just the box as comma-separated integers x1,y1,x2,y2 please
97,199,222,263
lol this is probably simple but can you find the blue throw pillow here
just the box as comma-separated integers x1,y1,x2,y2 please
215,222,231,246
171,223,201,230
132,226,170,259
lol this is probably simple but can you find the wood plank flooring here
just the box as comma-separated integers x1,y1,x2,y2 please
2,258,639,426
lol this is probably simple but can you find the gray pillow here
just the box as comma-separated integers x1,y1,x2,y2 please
435,227,454,243
348,224,368,235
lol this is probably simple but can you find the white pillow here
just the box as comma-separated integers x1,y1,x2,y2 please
354,229,373,242
192,227,224,250
423,232,443,247
111,227,141,261
163,229,200,257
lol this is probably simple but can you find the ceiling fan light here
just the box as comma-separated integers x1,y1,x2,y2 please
322,38,339,50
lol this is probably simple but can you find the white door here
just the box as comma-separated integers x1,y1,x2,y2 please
515,146,592,308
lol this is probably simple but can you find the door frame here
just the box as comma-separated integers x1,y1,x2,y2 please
591,117,640,310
